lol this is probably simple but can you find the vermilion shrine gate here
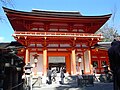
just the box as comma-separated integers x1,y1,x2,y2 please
3,7,111,76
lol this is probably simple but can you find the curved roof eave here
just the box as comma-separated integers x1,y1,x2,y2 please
3,7,112,19
3,7,112,34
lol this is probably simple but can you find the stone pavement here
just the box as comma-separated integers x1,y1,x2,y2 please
32,81,113,90
85,82,113,90
32,75,113,90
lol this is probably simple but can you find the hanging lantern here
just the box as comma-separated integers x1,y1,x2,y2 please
77,54,82,63
33,54,39,67
78,57,82,63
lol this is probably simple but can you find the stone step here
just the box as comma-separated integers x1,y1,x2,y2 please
32,74,77,87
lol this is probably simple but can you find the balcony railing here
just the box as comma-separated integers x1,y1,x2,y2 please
13,31,103,38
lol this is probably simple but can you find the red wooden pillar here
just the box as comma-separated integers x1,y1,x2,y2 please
43,48,47,76
25,48,30,64
66,54,71,75
88,49,92,74
71,49,76,75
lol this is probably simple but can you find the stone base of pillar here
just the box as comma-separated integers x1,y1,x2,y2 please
42,76,47,84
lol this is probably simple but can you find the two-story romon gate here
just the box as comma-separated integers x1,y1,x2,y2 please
3,7,111,76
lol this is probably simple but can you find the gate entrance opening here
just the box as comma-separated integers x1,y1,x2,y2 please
48,56,66,73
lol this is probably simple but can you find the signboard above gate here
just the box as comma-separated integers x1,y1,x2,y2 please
48,56,65,63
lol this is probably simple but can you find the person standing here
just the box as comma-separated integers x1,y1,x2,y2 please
108,40,120,90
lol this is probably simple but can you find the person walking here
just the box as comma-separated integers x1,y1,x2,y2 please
46,68,52,84
108,39,120,90
52,69,57,82
60,69,65,84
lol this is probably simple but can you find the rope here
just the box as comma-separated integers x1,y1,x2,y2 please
32,78,38,86
10,82,23,90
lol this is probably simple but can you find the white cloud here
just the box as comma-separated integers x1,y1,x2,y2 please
0,37,4,42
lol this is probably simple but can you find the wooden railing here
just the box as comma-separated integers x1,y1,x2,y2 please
13,31,103,38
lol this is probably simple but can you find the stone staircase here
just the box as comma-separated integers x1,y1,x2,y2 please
32,74,77,87
64,75,77,84
32,76,42,88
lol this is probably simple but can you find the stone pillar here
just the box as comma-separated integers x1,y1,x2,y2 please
3,67,12,90
12,67,18,90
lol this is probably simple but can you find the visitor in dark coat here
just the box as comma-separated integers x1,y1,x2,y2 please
60,69,65,84
46,68,52,84
108,40,120,90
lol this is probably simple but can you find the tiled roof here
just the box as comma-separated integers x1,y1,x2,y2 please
32,9,82,16
0,41,24,49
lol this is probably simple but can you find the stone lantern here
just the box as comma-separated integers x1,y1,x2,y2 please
24,62,33,75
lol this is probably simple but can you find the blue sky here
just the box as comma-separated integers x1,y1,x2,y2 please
0,0,120,42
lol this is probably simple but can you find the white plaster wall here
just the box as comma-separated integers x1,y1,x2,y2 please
70,53,84,75
84,50,91,73
75,53,84,75
80,56,84,72
30,52,43,76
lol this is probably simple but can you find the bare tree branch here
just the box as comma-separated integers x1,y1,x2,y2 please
0,0,14,7
0,0,15,21
111,4,117,26
96,24,118,42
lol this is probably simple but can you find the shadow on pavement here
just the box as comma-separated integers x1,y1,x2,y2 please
55,82,113,90
55,83,83,90
85,82,113,90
